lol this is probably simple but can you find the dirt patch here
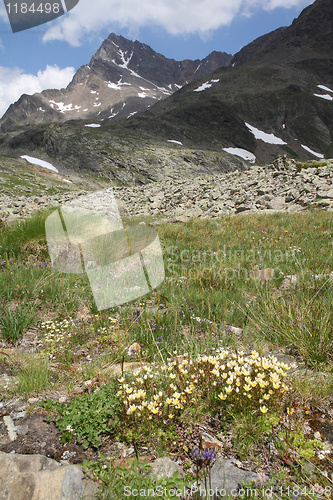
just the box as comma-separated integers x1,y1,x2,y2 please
0,412,92,464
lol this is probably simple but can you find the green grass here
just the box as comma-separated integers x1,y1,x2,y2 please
0,207,332,497
0,304,36,343
15,355,51,396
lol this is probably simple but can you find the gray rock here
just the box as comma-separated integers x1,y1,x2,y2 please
201,433,224,451
208,458,257,494
0,451,99,500
268,196,286,210
149,457,185,481
224,325,243,336
3,416,17,442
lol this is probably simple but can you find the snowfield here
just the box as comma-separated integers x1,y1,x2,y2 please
245,123,287,145
223,147,256,163
21,155,58,172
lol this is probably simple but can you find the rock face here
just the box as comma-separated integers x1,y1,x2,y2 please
0,451,98,500
0,33,231,131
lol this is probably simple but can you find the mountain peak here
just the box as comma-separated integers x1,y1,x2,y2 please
0,34,232,131
232,0,333,66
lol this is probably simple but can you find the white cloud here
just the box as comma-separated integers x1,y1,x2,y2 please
43,0,312,45
0,65,74,118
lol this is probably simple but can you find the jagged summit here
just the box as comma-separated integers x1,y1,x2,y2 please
0,33,232,131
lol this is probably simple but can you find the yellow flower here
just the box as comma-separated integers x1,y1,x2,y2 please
168,414,174,419
263,394,270,400
260,406,268,414
170,373,176,379
218,393,227,400
226,386,233,394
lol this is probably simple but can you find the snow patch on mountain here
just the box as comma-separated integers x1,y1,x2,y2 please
168,140,183,145
245,123,287,145
314,93,333,101
301,144,324,158
85,123,101,128
21,155,58,172
223,147,256,163
49,101,81,113
193,79,220,92
317,84,333,93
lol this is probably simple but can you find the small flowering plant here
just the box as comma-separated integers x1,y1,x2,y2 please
41,319,73,354
117,349,295,428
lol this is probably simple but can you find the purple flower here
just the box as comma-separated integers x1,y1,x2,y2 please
134,316,139,321
191,447,203,462
158,305,164,310
152,324,158,332
44,263,48,267
248,344,254,350
38,263,42,267
157,336,163,341
204,448,215,461
178,311,184,316
192,447,215,464
1,261,5,265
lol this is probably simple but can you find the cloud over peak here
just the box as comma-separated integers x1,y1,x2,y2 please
0,65,74,118
43,0,312,46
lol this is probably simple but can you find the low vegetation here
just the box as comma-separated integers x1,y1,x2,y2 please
0,208,332,498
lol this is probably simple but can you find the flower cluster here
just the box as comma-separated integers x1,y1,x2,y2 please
117,350,295,423
41,319,72,353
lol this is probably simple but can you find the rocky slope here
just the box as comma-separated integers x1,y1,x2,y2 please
0,34,231,131
1,156,332,224
0,123,246,183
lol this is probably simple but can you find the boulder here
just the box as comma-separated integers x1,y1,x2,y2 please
0,451,98,500
148,457,185,481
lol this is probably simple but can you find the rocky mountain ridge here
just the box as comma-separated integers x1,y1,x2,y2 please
0,34,231,131
120,0,333,164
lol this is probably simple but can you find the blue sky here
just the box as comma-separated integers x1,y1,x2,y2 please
0,0,313,117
